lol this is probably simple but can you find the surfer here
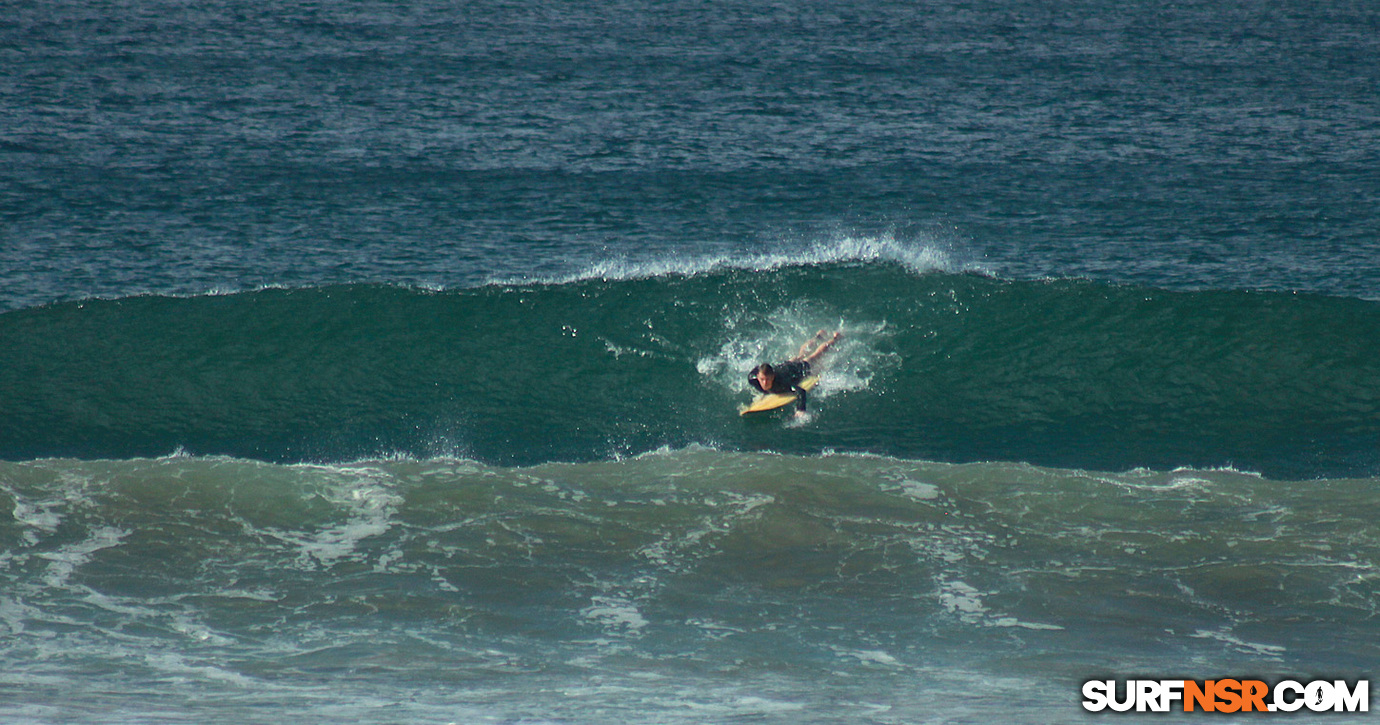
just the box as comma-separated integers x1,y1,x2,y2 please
749,330,842,415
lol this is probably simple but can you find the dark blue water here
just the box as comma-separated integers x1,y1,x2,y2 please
3,0,1379,722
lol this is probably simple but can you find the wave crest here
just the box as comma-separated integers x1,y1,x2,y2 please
498,234,968,286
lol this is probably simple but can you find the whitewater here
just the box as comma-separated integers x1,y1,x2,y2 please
4,449,1378,723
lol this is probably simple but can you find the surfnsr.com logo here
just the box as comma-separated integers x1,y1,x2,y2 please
1082,679,1368,713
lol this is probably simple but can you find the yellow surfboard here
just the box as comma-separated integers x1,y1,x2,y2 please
739,376,819,415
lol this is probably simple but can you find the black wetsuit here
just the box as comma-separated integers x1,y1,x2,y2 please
749,360,812,412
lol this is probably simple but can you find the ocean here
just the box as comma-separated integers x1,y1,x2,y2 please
2,0,1378,722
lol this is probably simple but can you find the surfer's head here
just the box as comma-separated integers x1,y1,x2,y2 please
754,363,775,389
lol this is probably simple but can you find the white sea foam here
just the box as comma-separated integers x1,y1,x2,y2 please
939,579,1063,631
1189,628,1286,659
10,495,64,547
636,491,772,568
38,526,129,590
494,234,967,287
893,479,941,501
991,618,1065,631
258,465,403,571
831,646,904,668
939,580,989,620
581,595,649,635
